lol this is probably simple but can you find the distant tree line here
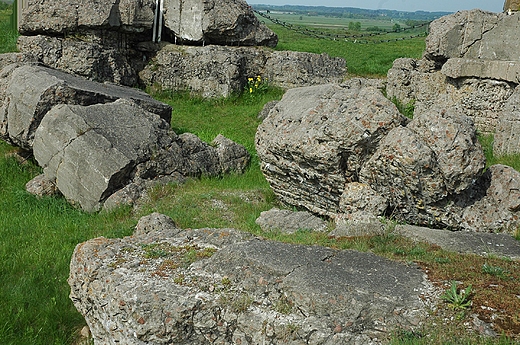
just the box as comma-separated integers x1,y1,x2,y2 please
252,4,450,22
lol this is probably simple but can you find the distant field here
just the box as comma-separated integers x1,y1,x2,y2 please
263,12,406,30
264,23,425,77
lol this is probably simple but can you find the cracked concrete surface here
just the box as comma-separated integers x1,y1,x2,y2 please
69,225,437,345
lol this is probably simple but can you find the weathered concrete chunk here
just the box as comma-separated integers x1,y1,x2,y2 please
359,126,447,225
263,51,347,90
388,9,520,138
212,134,251,174
20,0,276,47
425,10,505,62
387,58,516,134
33,99,172,212
69,222,435,344
17,34,140,86
140,44,346,98
442,58,520,83
397,224,520,260
25,174,59,197
461,164,520,232
20,0,156,34
255,208,328,234
163,0,277,46
3,64,171,149
339,182,388,215
407,106,486,194
494,85,520,156
256,79,406,216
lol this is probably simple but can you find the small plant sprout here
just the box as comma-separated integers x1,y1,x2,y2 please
482,263,510,279
441,281,473,310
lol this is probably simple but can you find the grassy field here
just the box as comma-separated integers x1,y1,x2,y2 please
260,11,405,30
264,21,426,76
0,7,519,345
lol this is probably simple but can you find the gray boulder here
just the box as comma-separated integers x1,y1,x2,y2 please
424,10,505,62
31,97,250,212
263,51,347,90
255,79,520,232
33,99,173,212
387,10,520,138
25,174,59,197
386,58,516,134
494,85,520,156
359,104,486,228
140,44,346,98
17,34,140,86
255,208,328,234
69,221,435,345
20,0,276,47
212,134,251,174
2,64,171,150
134,212,179,236
20,0,155,34
461,164,520,232
256,79,407,216
163,0,277,47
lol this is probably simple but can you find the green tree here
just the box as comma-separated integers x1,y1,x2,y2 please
392,23,401,31
348,21,361,31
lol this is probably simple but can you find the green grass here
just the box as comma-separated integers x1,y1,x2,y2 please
479,133,520,172
0,8,18,53
0,145,137,344
268,24,425,76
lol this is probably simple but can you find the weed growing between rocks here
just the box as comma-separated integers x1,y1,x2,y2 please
244,75,270,102
479,133,520,172
440,281,473,311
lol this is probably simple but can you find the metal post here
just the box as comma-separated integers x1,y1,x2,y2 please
152,0,163,42
152,0,159,42
157,0,163,42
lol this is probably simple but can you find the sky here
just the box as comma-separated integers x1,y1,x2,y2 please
247,0,503,13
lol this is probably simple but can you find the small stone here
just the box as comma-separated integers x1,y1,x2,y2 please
80,325,91,339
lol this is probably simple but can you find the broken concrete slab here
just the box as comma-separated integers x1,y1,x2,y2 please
69,222,437,344
397,224,520,260
33,99,173,212
2,64,171,149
